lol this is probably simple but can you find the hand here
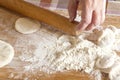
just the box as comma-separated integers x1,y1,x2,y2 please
68,0,107,31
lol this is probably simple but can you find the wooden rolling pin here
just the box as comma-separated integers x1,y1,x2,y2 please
0,0,79,36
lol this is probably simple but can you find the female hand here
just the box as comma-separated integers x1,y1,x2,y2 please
68,0,107,31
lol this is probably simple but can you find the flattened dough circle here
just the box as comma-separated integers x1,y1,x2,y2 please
0,40,14,68
15,18,41,34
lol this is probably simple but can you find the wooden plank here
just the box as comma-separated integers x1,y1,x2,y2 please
0,1,120,80
0,0,79,36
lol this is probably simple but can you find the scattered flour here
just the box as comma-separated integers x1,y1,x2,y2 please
9,25,120,80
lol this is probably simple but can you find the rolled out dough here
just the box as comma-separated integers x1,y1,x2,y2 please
15,18,41,34
0,40,14,68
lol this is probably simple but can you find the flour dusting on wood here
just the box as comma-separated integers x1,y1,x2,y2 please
0,8,120,80
8,24,120,80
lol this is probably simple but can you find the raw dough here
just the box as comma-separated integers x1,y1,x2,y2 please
0,40,14,68
95,52,116,69
109,61,120,80
87,27,115,48
97,27,115,48
15,18,41,34
16,25,120,80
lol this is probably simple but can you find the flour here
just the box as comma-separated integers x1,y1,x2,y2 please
1,5,120,80
8,25,120,80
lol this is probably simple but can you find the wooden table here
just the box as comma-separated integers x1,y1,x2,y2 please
0,7,120,80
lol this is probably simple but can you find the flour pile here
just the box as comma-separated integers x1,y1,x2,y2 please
19,25,120,80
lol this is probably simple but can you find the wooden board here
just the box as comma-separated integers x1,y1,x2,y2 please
0,7,120,80
0,0,78,36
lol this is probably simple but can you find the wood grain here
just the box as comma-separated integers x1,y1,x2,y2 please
0,2,120,80
0,0,78,36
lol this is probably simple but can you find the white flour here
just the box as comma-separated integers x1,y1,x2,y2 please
7,24,120,80
8,25,120,80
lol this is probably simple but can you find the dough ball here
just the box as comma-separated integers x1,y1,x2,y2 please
0,40,14,68
107,25,118,33
87,27,116,48
96,53,116,69
87,29,103,42
100,57,120,74
109,62,120,80
97,28,115,48
15,18,41,34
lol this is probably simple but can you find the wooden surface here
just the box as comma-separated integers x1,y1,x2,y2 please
0,0,119,36
0,0,78,36
0,5,120,80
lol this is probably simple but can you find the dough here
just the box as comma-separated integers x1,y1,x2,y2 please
87,27,115,48
15,18,41,34
109,61,120,80
97,28,115,48
96,52,116,69
0,40,14,68
87,29,103,42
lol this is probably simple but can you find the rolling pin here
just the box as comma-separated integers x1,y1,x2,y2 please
0,0,79,36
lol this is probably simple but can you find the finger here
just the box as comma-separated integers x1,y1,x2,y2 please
68,0,79,22
101,10,105,24
92,11,101,26
77,7,93,31
86,10,101,30
101,0,106,23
